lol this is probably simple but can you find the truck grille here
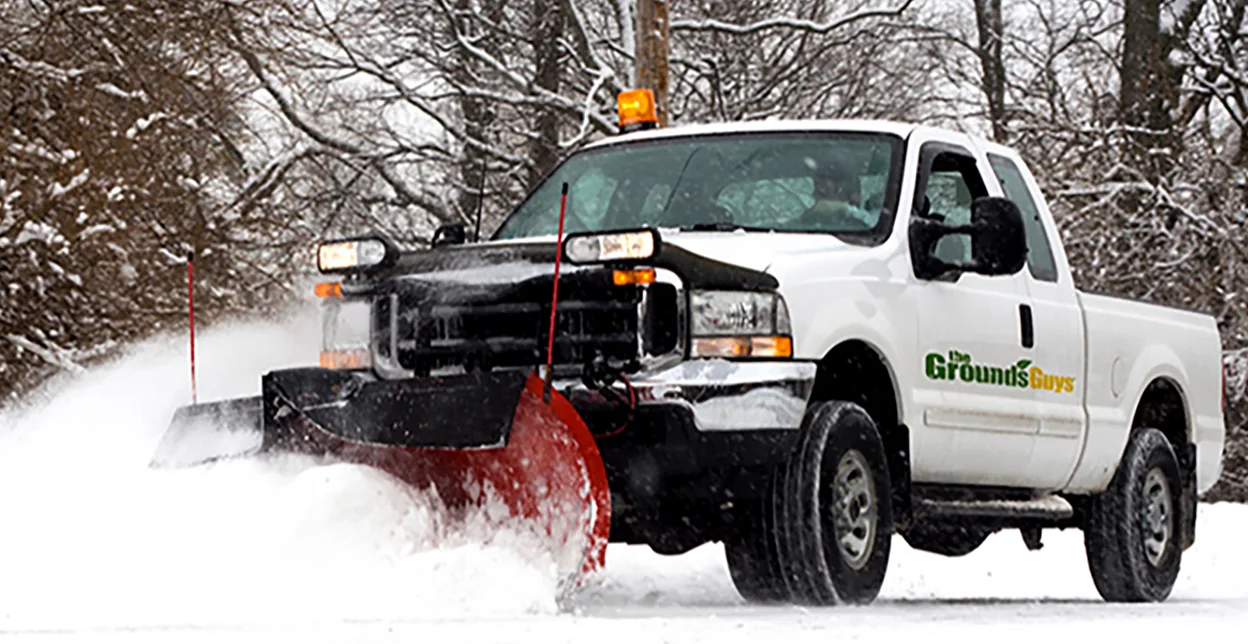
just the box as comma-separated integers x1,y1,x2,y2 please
374,280,678,376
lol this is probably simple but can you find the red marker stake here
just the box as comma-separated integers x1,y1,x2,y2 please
187,250,197,404
544,183,569,402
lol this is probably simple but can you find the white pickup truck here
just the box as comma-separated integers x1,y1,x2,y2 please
478,118,1226,604
304,116,1225,605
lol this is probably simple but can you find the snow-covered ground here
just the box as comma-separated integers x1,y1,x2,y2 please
0,315,1245,642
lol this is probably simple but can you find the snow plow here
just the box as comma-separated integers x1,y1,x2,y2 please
152,367,611,581
146,92,819,599
153,364,611,581
152,187,611,586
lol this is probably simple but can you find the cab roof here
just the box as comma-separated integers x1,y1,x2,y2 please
581,119,923,151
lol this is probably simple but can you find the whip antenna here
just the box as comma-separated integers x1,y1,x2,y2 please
544,183,569,402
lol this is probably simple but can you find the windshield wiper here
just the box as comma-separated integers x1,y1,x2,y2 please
677,223,776,232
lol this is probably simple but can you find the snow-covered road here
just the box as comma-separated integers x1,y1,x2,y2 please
4,508,1245,643
1,316,1244,642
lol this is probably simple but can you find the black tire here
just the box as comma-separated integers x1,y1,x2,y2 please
727,401,894,605
1084,427,1183,602
777,401,893,604
901,522,992,557
725,402,893,605
724,497,789,603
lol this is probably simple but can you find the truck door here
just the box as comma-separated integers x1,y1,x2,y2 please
908,136,1039,487
986,150,1087,490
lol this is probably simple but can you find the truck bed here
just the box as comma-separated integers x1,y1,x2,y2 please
1073,290,1224,493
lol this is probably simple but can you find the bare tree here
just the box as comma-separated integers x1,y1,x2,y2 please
975,0,1007,140
666,0,927,122
0,0,303,403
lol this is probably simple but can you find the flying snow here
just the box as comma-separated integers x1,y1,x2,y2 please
0,306,565,631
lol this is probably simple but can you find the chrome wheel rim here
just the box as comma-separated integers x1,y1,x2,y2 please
1142,467,1172,568
832,449,876,570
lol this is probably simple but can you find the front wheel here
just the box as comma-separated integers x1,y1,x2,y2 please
724,498,789,603
1083,427,1182,602
727,401,893,605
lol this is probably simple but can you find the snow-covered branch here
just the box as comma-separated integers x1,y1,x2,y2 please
670,1,913,36
0,47,96,83
227,25,454,223
434,0,618,136
558,0,624,96
6,335,86,375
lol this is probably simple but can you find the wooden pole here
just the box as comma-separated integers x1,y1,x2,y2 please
634,0,670,127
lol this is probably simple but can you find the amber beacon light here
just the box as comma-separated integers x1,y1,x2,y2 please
617,89,659,133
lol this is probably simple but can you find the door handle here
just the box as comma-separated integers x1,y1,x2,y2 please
1019,304,1034,349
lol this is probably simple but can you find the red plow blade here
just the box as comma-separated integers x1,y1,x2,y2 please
336,373,611,580
154,368,611,586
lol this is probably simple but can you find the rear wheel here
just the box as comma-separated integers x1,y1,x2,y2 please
726,401,893,605
1084,427,1182,602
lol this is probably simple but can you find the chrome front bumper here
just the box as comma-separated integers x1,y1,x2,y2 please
565,360,817,432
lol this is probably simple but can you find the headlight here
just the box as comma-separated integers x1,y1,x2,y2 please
320,299,372,370
317,236,396,273
563,229,658,264
690,291,793,359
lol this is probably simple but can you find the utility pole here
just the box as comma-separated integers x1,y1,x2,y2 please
634,0,670,127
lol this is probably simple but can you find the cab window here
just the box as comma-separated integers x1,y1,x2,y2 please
915,149,988,265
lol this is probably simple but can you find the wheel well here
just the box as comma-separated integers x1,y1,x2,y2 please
1132,377,1189,450
811,341,900,428
811,341,908,515
1130,376,1198,549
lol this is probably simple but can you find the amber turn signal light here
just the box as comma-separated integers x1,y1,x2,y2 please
613,268,656,286
320,348,371,370
691,335,793,359
314,282,342,298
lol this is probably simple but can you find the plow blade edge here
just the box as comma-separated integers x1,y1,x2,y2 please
151,396,264,468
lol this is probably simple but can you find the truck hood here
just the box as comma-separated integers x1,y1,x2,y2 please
658,230,855,273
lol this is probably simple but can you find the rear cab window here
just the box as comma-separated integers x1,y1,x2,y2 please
987,154,1058,282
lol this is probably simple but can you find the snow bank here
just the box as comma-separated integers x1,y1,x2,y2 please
581,502,1248,614
0,308,564,631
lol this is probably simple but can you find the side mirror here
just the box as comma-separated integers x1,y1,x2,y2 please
910,196,1027,280
432,222,467,248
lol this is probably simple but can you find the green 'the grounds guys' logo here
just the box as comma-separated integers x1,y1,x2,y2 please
925,349,1075,394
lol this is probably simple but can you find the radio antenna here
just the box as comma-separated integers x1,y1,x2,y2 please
544,183,569,402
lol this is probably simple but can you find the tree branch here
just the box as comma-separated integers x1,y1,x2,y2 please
670,1,913,36
224,21,454,223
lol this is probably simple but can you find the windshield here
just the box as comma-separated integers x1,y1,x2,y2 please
494,132,904,242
